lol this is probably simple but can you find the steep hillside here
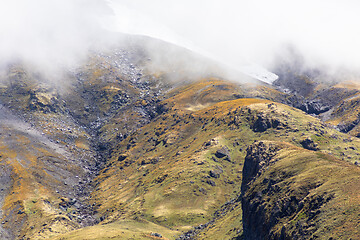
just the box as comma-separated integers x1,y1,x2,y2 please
0,101,94,239
0,39,174,239
0,35,253,239
242,141,360,239
1,35,360,239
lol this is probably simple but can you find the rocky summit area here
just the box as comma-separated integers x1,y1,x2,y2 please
1,35,360,240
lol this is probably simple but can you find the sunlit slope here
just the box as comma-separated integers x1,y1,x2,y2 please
54,79,360,239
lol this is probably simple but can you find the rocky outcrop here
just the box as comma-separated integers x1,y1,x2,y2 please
241,141,280,191
215,146,231,161
251,114,282,132
240,141,348,240
337,116,360,133
300,138,319,151
285,95,331,115
241,141,283,240
28,87,61,113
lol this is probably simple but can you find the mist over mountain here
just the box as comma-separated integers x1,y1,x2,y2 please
110,0,360,72
1,1,360,240
2,0,360,84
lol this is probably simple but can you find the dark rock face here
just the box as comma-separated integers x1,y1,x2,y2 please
117,154,127,162
241,141,280,194
286,95,331,115
251,115,282,132
241,141,334,240
241,141,281,240
297,100,330,115
337,117,360,133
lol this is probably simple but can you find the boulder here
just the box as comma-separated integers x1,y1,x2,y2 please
300,138,319,151
215,146,231,161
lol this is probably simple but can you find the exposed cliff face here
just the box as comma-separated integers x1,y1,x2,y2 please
241,141,281,194
241,141,360,240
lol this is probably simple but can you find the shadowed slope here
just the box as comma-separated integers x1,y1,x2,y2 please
242,141,360,239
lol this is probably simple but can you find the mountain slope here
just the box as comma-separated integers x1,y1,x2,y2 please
0,35,360,239
54,78,360,239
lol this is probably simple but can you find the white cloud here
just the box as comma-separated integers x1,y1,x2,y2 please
1,0,359,79
109,0,360,71
0,0,113,72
